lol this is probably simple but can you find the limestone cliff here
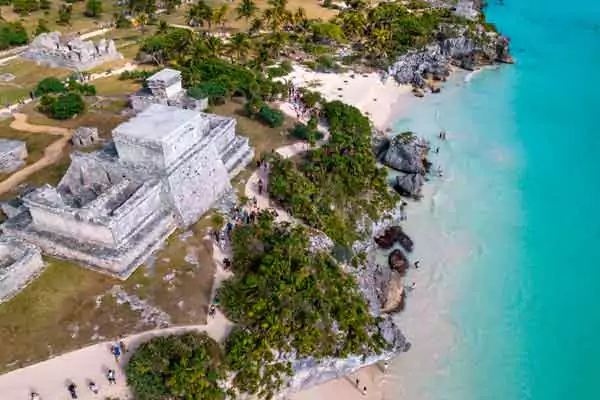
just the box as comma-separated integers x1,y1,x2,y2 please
388,1,512,88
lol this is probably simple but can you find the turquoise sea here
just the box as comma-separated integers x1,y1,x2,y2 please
386,1,600,399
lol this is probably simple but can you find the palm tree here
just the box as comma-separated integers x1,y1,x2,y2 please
205,36,224,58
292,7,308,30
264,0,290,31
228,32,252,63
235,0,257,26
248,17,264,36
157,19,169,33
137,12,148,32
212,4,229,29
187,1,214,30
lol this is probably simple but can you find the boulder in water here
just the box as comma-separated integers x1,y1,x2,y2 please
388,249,409,275
374,226,414,252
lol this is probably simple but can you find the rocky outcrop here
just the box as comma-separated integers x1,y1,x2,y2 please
382,133,430,174
374,225,414,252
376,133,429,199
394,172,425,199
388,15,512,88
388,249,409,275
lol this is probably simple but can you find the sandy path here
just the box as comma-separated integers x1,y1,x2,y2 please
0,114,72,196
0,239,234,400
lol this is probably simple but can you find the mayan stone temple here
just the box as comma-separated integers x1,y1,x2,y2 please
21,31,122,70
130,68,209,112
2,104,254,279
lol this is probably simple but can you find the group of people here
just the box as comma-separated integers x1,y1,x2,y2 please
29,341,126,399
288,83,311,120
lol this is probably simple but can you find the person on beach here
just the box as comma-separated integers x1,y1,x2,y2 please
258,179,264,195
112,343,121,362
414,261,420,269
107,369,116,384
362,386,368,396
119,340,127,354
30,392,40,400
88,380,99,394
355,378,360,387
384,361,389,371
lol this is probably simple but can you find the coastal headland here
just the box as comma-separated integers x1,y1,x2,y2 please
0,0,510,399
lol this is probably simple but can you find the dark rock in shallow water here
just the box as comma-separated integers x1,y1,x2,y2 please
388,249,409,275
374,226,414,253
394,172,425,199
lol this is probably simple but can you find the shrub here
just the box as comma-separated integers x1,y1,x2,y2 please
34,77,67,96
0,22,28,51
43,92,86,119
126,332,226,400
315,55,340,72
188,81,228,105
257,105,284,128
289,122,324,142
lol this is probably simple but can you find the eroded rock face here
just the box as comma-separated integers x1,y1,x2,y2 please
388,11,512,88
382,134,429,174
374,226,414,253
388,249,409,275
394,172,425,199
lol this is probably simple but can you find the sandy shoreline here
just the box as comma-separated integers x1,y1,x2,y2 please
279,65,413,131
278,64,414,400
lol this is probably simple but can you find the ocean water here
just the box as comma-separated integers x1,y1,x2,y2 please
385,1,600,399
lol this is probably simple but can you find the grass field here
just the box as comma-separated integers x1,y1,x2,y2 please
0,60,71,105
0,220,216,373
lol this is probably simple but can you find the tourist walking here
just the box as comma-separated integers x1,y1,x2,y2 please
119,340,127,354
111,343,121,362
258,179,264,195
107,369,116,385
362,386,368,396
88,380,99,394
30,392,40,400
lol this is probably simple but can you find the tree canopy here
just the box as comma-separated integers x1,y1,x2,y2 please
126,332,226,400
268,100,397,246
218,213,386,398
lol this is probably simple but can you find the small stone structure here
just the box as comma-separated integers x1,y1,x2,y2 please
72,126,100,147
0,236,45,303
0,139,28,173
21,32,123,71
3,104,254,279
130,68,208,113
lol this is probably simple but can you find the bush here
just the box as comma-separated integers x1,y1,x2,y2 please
34,77,67,96
119,69,155,82
289,122,324,142
41,92,86,120
315,55,340,72
257,105,284,128
126,332,226,400
0,22,28,51
188,81,228,105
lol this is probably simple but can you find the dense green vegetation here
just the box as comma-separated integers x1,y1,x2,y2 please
35,77,95,119
126,214,387,399
125,332,227,400
0,21,28,51
219,213,385,398
269,100,397,246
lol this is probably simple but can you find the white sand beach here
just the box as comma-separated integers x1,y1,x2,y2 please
279,64,413,131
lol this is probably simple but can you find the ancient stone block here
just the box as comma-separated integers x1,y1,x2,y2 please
21,32,123,71
72,126,100,147
0,236,45,303
0,139,27,173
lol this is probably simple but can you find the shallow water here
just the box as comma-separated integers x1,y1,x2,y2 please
384,1,600,399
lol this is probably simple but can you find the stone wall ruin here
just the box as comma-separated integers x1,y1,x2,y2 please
0,236,45,303
21,32,123,71
0,139,27,174
2,104,253,279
